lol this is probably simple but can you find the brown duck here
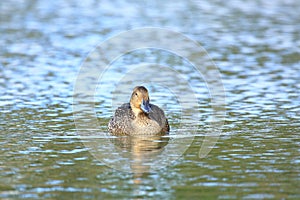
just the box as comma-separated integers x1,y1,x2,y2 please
108,86,169,135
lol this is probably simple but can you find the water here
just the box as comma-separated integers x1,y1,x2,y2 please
1,0,300,199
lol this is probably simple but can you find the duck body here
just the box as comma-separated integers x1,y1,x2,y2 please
108,86,169,135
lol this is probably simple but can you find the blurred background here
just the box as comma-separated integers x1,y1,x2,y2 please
1,0,299,199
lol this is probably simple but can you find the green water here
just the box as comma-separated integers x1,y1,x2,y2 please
1,0,300,199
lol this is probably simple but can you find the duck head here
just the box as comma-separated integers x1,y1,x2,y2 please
130,86,151,115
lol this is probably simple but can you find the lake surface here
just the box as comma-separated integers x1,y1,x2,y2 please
1,0,300,199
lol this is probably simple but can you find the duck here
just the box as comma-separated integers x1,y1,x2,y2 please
108,86,169,135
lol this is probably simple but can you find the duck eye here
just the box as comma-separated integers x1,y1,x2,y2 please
135,93,138,96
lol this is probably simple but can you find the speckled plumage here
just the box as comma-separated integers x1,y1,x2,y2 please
108,86,169,135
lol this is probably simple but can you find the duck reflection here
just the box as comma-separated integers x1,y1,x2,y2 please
110,134,169,177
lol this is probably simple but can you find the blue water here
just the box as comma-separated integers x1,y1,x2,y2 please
1,0,300,199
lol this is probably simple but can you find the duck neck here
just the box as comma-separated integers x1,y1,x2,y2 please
130,103,140,117
130,104,149,119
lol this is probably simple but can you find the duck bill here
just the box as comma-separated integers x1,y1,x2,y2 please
141,99,151,114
